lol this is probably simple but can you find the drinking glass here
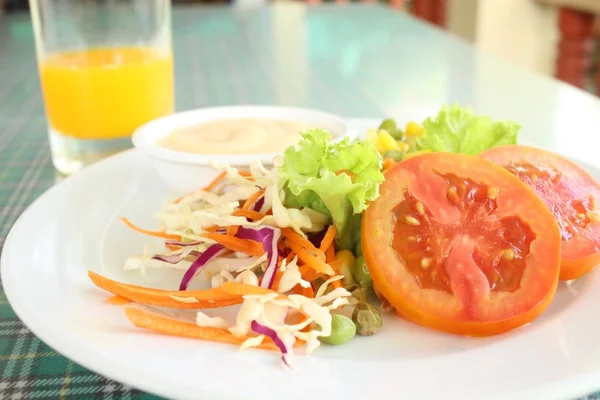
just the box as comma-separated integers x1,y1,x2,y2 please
29,0,174,175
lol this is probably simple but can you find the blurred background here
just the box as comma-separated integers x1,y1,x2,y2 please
1,0,599,96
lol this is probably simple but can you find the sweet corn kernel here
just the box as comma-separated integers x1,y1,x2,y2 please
397,141,410,152
377,129,401,152
405,122,424,137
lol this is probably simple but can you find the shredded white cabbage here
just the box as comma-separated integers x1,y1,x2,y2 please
277,257,310,293
240,334,265,350
196,311,229,329
122,158,359,364
168,295,199,303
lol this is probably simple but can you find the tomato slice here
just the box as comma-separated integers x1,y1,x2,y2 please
480,145,600,281
362,153,561,336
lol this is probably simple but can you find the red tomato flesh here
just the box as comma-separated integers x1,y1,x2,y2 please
480,145,600,280
362,152,561,336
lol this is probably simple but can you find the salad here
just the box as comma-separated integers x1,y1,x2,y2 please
89,104,600,365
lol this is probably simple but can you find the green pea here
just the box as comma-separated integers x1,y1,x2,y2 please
319,314,356,345
383,150,404,162
352,303,383,336
352,255,373,288
378,118,397,133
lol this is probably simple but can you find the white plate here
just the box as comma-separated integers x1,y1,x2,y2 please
3,119,600,400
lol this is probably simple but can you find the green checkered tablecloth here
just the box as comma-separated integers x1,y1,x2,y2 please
0,4,599,399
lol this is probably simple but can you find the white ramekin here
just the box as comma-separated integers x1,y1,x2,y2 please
132,105,349,194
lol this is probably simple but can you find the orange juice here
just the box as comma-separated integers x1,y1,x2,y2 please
39,47,174,140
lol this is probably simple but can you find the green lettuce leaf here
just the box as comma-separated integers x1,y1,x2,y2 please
281,129,384,250
416,104,520,155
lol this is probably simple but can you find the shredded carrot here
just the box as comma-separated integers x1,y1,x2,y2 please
242,188,265,210
287,312,312,333
233,209,266,221
203,170,228,192
88,271,241,309
201,233,264,257
287,241,335,276
319,225,336,252
270,269,284,291
291,285,304,295
221,281,284,299
302,284,315,298
298,265,320,281
119,217,181,241
238,171,253,178
166,244,181,251
226,225,240,236
277,241,286,253
106,295,131,305
124,306,283,351
285,250,296,264
318,227,342,288
265,208,273,215
204,225,221,233
282,228,326,261
325,246,336,263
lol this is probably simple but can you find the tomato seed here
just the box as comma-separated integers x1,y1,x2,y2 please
420,258,432,269
405,216,420,225
415,202,425,215
503,249,515,261
447,187,459,203
577,213,586,220
488,187,499,200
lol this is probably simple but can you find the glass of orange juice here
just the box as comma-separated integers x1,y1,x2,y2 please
29,0,174,175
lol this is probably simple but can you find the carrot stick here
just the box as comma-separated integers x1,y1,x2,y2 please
242,189,265,210
124,306,281,351
173,171,228,204
201,233,264,257
88,271,242,309
106,295,131,305
287,241,334,276
232,209,266,221
221,281,282,298
282,228,325,261
319,225,336,252
119,217,181,241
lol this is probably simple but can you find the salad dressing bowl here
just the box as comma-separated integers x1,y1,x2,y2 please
132,105,349,194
